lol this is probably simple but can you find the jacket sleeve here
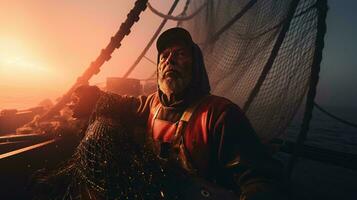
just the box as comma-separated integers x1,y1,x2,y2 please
213,104,286,200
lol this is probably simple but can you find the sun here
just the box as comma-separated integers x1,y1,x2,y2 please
0,37,56,86
0,55,48,74
0,37,64,109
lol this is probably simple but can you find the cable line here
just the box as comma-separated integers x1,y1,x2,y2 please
314,102,357,128
147,1,206,21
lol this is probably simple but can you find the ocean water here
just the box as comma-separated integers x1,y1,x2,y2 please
283,105,357,155
280,106,357,200
0,95,43,111
0,87,59,111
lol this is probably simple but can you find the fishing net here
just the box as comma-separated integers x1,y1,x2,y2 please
179,0,326,141
33,94,183,200
32,94,240,200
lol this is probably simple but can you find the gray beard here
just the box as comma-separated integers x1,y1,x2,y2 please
158,77,185,97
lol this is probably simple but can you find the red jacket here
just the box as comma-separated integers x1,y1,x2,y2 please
105,92,282,194
147,92,265,178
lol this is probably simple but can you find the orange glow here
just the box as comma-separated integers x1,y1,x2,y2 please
0,37,55,84
0,1,185,110
0,37,62,110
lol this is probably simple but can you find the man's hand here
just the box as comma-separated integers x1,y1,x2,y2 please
68,85,102,119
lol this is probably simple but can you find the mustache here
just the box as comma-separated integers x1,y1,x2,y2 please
162,65,182,78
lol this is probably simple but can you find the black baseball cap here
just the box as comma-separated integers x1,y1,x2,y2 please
156,27,194,53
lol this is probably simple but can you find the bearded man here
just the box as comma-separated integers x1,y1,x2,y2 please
73,27,285,200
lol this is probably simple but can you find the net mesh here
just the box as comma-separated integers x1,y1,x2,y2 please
33,94,182,200
67,118,174,199
180,0,323,141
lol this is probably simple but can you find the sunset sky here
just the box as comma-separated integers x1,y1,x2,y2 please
0,0,183,109
0,0,356,110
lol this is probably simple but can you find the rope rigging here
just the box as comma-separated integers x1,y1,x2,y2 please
147,1,207,21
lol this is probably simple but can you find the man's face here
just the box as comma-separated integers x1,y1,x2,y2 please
158,42,193,96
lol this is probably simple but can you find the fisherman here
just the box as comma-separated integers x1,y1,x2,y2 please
73,27,285,199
